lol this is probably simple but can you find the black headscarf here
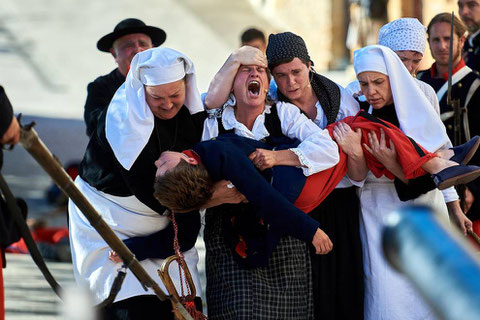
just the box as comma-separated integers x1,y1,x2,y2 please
266,32,313,71
266,32,341,125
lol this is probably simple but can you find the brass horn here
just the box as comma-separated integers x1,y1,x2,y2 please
158,255,203,320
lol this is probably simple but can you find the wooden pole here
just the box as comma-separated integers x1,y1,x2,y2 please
19,124,192,320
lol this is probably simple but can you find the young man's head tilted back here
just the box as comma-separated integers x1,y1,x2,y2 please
154,157,214,213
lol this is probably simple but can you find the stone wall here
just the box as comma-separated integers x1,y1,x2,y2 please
249,0,462,71
388,0,459,70
249,0,336,71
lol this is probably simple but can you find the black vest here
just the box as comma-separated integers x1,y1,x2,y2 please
217,104,287,145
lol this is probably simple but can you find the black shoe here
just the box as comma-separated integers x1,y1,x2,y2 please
450,136,480,165
433,164,480,190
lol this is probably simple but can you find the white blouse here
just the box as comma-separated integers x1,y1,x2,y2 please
313,84,364,188
202,100,340,176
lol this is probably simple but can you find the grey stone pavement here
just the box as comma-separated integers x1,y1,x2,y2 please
3,254,75,320
0,0,355,318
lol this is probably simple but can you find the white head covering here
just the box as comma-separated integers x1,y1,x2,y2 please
353,45,449,151
378,18,427,54
106,47,203,170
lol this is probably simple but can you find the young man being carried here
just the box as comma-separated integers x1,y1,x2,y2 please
154,118,480,216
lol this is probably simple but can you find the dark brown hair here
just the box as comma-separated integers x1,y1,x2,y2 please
241,28,266,44
269,57,310,72
154,159,214,213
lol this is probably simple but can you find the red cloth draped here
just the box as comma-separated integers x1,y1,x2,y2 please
295,111,435,213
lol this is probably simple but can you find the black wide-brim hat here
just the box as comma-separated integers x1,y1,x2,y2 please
97,18,167,52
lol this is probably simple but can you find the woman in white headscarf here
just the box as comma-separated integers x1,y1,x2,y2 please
68,47,214,319
349,17,472,243
353,44,459,320
347,18,439,111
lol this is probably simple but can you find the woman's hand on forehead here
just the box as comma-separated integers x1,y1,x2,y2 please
233,46,267,68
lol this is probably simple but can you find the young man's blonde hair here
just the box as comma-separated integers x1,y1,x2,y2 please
154,159,214,213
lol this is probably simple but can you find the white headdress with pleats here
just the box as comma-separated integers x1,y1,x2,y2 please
353,45,449,151
106,47,203,170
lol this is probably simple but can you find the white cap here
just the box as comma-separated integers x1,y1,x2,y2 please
106,47,203,170
378,18,427,54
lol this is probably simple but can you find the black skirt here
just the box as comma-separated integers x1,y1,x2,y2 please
309,186,364,320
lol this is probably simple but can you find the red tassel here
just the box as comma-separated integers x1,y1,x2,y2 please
235,236,248,258
185,301,208,320
169,211,208,319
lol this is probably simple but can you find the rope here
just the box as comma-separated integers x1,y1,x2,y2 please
468,229,480,247
170,211,192,301
170,211,207,320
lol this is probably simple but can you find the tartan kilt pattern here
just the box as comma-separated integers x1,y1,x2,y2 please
204,208,314,320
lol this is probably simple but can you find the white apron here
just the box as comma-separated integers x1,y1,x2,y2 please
68,176,201,304
358,173,448,320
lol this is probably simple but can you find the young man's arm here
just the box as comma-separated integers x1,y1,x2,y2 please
194,139,324,245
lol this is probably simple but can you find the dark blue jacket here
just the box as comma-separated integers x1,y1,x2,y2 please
126,133,320,265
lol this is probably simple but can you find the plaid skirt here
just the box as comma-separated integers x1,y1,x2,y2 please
204,207,314,320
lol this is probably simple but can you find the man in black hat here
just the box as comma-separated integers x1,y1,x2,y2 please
84,18,166,137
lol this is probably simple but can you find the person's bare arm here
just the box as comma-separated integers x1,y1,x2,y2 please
447,200,473,236
204,46,267,109
333,122,368,181
248,149,301,171
346,149,368,182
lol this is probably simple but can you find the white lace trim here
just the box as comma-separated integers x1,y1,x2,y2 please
290,148,314,176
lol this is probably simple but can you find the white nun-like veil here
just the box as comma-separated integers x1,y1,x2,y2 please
105,47,203,170
353,45,449,152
